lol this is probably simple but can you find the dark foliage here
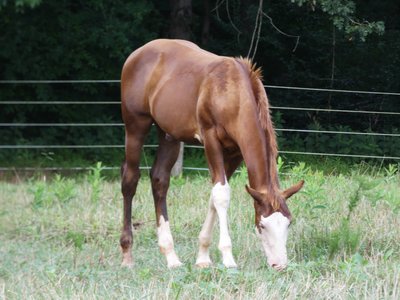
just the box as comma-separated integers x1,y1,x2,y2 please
0,0,399,167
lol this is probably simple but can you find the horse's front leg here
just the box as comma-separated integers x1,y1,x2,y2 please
197,128,237,268
196,194,217,268
212,180,237,268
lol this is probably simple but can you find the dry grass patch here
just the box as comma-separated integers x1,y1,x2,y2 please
0,165,399,299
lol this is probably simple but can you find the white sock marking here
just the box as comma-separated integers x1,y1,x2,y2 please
212,181,237,268
157,215,182,268
196,195,216,267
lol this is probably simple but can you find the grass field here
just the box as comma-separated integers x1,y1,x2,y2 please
0,162,399,299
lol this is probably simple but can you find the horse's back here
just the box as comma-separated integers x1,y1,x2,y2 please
121,39,223,141
121,39,257,143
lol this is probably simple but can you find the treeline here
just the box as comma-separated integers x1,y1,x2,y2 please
0,0,399,167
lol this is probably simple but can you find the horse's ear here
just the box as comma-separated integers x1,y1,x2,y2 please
283,180,304,200
245,185,265,205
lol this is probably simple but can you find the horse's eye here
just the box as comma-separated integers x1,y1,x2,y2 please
260,224,265,230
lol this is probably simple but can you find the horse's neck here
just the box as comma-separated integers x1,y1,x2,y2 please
239,122,280,194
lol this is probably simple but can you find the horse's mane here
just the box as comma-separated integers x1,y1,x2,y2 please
235,57,281,209
235,58,269,130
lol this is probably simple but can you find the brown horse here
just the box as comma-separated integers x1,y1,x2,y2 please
120,39,304,270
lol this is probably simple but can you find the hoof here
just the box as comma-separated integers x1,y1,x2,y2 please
224,262,238,268
165,251,183,269
221,251,237,268
121,260,133,268
121,252,133,267
195,261,212,268
168,260,183,269
223,259,238,269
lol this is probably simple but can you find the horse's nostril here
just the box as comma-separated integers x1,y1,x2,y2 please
271,264,278,268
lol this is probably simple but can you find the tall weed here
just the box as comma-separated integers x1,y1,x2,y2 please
328,176,378,258
51,174,76,204
30,180,51,209
87,162,105,203
29,175,76,208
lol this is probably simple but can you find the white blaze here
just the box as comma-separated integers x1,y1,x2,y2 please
256,212,290,270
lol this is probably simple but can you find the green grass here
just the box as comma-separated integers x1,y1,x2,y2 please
0,163,399,299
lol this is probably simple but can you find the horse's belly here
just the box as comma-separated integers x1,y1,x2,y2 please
156,116,200,143
150,85,200,143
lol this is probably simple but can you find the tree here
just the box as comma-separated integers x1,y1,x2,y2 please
1,0,398,167
169,0,193,40
168,0,193,176
290,0,384,41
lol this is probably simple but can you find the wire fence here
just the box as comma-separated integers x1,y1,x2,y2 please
1,81,400,173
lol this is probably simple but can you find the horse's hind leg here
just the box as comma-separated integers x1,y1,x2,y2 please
150,128,182,268
120,115,152,267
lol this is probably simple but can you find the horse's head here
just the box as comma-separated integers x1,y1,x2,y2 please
245,180,304,271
